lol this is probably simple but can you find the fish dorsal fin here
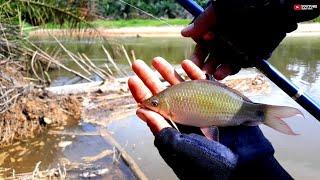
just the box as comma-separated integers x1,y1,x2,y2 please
200,126,219,141
196,79,253,103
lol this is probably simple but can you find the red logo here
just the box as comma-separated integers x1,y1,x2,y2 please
294,4,302,11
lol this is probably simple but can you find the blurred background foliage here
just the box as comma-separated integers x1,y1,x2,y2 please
0,0,208,27
0,0,318,27
97,0,208,19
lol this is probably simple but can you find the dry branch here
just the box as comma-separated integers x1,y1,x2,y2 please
99,129,148,180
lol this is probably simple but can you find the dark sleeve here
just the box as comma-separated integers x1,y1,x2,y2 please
154,127,237,180
220,126,293,180
231,156,293,180
210,0,319,66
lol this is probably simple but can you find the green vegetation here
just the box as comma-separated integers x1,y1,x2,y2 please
98,0,207,19
92,19,190,27
42,19,190,29
0,0,89,26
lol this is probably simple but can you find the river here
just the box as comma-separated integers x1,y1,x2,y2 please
15,36,320,179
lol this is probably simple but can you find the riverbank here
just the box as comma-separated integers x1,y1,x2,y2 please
29,23,320,38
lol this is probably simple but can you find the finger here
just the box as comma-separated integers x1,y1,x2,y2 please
214,64,241,80
181,4,216,38
132,60,164,94
136,108,171,135
181,60,206,80
152,57,184,85
191,44,208,67
128,76,152,103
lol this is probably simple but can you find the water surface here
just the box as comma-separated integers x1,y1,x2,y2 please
33,36,320,179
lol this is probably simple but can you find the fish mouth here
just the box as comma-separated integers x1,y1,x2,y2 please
137,103,144,108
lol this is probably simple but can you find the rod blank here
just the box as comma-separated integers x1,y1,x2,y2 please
176,0,320,120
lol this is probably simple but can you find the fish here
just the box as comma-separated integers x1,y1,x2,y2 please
140,80,304,136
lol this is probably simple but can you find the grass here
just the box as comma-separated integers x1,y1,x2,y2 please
91,19,190,28
39,19,191,29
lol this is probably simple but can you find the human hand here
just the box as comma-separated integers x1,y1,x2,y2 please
182,2,294,80
128,57,292,179
181,4,237,80
128,57,206,134
128,57,238,179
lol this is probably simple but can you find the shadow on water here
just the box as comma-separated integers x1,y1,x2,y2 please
5,36,319,179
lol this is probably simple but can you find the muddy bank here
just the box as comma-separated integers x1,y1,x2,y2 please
0,63,82,147
0,90,81,147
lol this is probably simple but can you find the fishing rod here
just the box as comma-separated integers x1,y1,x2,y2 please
176,0,320,120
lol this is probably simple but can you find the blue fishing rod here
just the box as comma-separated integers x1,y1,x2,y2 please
176,0,320,120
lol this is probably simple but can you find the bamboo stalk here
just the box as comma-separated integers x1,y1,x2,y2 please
55,39,92,76
77,52,93,74
81,53,112,79
102,45,127,76
121,45,132,66
131,50,137,62
80,53,106,80
30,51,45,82
104,63,113,75
25,39,92,82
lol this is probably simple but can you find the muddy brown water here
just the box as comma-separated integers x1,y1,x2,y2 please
3,36,320,179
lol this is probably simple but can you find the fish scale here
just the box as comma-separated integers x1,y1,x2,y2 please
141,79,303,135
160,80,245,127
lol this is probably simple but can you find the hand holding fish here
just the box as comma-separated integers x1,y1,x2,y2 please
128,57,293,179
129,57,207,134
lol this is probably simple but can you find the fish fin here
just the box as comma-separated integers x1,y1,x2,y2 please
200,126,219,141
167,112,180,132
242,121,260,126
170,120,180,132
200,80,253,102
263,105,303,135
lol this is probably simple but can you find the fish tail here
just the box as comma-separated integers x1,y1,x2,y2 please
262,105,304,135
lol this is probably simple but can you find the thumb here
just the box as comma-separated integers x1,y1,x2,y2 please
181,4,216,38
136,108,171,135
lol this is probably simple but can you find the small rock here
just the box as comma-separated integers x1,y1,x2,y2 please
58,141,72,148
44,117,52,125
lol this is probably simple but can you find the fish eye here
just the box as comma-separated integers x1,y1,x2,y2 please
151,99,159,107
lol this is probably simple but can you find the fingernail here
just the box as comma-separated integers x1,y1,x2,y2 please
181,23,194,36
136,110,147,122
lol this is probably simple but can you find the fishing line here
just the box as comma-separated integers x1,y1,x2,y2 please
117,0,174,27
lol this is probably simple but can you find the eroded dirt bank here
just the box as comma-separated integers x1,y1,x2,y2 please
0,63,82,148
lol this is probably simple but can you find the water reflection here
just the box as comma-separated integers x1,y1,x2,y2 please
269,37,320,103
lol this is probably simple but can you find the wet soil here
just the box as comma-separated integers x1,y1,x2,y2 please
0,90,82,147
0,63,82,148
